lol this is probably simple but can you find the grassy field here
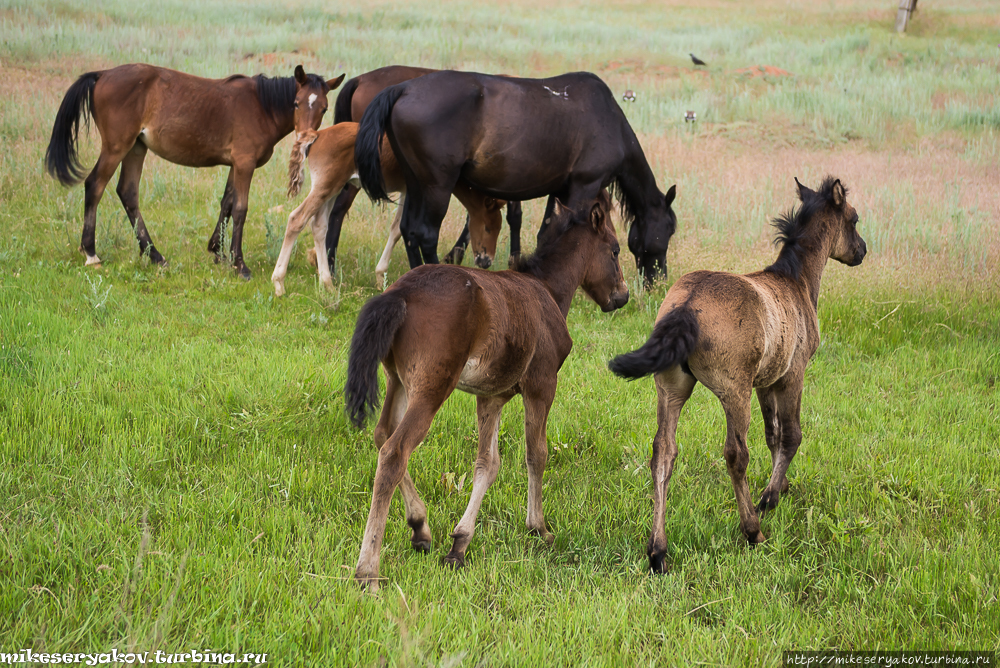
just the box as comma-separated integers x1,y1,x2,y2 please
1,0,999,665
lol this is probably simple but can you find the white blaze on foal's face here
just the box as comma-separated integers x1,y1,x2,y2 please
308,93,318,109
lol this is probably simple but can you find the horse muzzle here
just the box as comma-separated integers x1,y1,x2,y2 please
474,252,493,269
602,289,630,312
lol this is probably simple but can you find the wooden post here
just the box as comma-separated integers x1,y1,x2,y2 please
896,0,918,33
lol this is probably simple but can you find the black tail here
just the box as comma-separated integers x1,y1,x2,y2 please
333,75,360,124
45,71,101,186
345,291,408,428
354,84,406,204
608,305,700,379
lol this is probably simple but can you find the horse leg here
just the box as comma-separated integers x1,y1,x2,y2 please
505,201,523,268
400,186,450,267
535,195,558,243
208,169,235,263
271,190,327,296
756,383,802,513
523,384,558,545
373,366,432,553
375,204,403,290
355,390,450,592
443,394,510,568
324,184,360,272
228,163,255,280
115,142,165,266
442,214,470,266
81,145,131,266
647,366,697,573
309,197,336,293
719,386,765,544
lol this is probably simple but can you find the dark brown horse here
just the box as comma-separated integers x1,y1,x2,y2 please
354,70,677,285
608,177,866,572
345,193,629,591
45,63,343,278
321,65,525,272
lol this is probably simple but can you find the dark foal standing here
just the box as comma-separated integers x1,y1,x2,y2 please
321,65,524,272
609,177,867,572
345,194,629,591
354,70,678,285
45,63,342,278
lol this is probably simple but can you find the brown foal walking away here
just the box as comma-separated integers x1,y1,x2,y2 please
609,176,867,573
345,193,629,592
45,63,342,278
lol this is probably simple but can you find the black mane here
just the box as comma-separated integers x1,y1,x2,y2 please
249,73,327,121
765,176,846,280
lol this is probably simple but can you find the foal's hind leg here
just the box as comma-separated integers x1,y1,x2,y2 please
523,383,559,545
443,394,510,568
718,386,765,544
208,169,235,262
375,204,403,290
647,366,696,573
374,367,432,552
116,142,165,265
756,382,802,513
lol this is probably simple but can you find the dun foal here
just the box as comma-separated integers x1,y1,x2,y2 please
609,177,866,572
345,194,629,591
274,123,504,295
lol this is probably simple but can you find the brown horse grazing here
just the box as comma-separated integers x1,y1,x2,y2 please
322,65,525,272
273,123,504,295
608,177,866,573
344,193,629,591
45,63,343,278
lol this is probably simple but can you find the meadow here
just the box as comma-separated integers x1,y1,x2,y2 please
1,0,998,665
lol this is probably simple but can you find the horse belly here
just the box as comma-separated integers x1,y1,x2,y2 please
456,355,527,396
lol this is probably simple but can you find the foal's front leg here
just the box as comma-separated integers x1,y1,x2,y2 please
443,394,509,568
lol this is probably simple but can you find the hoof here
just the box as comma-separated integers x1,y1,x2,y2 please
411,539,432,554
272,281,285,298
306,247,318,268
236,265,252,281
443,248,464,265
529,527,555,546
441,553,465,569
756,489,780,513
746,531,766,546
82,252,102,267
355,573,381,592
648,551,668,575
507,253,521,269
148,248,167,266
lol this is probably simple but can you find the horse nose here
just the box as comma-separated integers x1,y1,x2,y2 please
475,253,493,269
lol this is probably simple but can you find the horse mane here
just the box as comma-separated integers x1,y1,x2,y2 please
250,74,303,120
765,176,847,280
513,207,588,278
607,175,638,230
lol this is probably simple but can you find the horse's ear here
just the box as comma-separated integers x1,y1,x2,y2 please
831,179,846,208
794,177,813,202
553,198,570,219
327,73,346,90
294,65,308,86
664,184,677,207
589,198,607,231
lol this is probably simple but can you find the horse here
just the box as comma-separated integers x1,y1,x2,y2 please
273,122,505,295
319,65,525,274
353,70,678,286
608,177,867,573
45,63,343,278
344,193,629,591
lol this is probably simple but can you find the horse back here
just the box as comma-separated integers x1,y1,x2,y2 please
349,65,438,121
663,270,815,389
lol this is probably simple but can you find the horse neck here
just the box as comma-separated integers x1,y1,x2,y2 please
618,144,663,221
786,219,837,310
527,235,591,318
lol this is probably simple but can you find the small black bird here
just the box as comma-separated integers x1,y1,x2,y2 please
689,53,707,67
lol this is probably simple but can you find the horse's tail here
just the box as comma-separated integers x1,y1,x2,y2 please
608,304,700,379
345,290,408,428
355,84,405,204
333,75,360,124
46,70,102,186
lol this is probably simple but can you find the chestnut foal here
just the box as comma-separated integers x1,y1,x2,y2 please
273,123,504,295
345,194,629,591
610,177,866,573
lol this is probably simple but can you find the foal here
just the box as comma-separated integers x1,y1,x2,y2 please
273,124,504,295
609,177,866,572
345,194,629,591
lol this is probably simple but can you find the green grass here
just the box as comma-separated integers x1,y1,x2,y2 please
1,0,999,665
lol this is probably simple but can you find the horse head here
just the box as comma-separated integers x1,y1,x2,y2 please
628,184,677,287
570,191,630,312
292,65,345,138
